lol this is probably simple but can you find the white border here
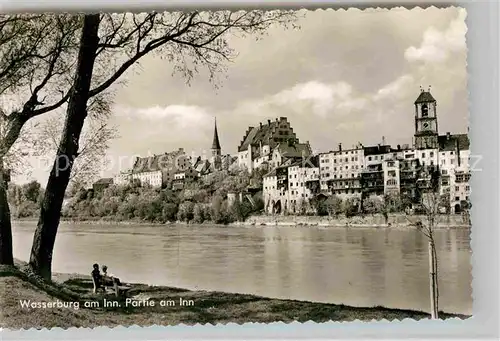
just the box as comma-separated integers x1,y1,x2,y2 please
1,1,498,340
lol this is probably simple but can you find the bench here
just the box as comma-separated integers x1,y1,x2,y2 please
111,278,131,298
92,273,131,297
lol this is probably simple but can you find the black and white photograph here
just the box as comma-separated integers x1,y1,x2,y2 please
0,6,472,329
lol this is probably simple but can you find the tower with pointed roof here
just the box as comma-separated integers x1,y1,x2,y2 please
211,117,222,170
414,86,439,149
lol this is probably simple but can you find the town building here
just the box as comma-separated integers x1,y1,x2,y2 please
269,141,312,170
131,148,191,188
382,158,400,196
319,143,364,198
263,156,320,215
237,117,307,172
286,157,320,213
172,168,199,191
399,157,420,200
92,178,113,192
113,171,132,186
260,87,471,216
437,132,470,213
414,87,439,150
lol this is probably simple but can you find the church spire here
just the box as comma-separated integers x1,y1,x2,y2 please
211,117,221,152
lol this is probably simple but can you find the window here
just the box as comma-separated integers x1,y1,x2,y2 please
368,156,372,161
422,152,426,158
442,169,448,175
455,186,459,191
430,151,434,157
345,166,349,170
455,196,460,201
466,186,470,191
345,158,348,162
351,157,355,161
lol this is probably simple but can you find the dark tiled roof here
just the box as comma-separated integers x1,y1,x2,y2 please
363,145,392,156
238,121,280,152
194,159,210,174
438,133,470,151
275,142,311,159
415,91,436,104
132,149,185,173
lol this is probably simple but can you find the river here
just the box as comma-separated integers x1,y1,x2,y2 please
12,221,472,315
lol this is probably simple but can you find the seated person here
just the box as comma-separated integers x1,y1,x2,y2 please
91,263,104,293
102,265,122,286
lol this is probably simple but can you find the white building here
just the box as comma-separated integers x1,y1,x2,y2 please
287,163,320,212
130,148,190,188
132,170,162,188
319,144,364,197
263,171,279,214
113,171,132,186
383,158,400,195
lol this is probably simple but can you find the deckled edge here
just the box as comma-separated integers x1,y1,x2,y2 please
0,2,477,335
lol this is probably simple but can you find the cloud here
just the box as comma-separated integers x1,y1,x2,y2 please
116,104,212,129
404,8,467,64
373,74,415,102
238,80,368,119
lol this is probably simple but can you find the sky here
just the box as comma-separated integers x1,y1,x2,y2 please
17,6,468,185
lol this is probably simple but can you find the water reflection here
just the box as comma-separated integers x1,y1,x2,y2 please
12,222,471,314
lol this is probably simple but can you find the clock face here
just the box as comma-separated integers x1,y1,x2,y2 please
423,122,429,129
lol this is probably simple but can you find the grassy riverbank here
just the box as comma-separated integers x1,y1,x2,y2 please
0,263,469,329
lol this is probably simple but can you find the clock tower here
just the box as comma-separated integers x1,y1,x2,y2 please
414,86,439,149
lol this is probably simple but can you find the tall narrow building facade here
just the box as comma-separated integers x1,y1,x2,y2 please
414,86,439,149
211,117,222,170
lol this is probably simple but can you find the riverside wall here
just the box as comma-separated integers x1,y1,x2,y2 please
243,214,471,228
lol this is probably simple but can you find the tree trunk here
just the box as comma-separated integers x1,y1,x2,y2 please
0,162,13,265
28,14,100,280
428,240,439,319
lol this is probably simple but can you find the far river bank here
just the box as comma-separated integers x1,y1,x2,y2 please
13,213,471,229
